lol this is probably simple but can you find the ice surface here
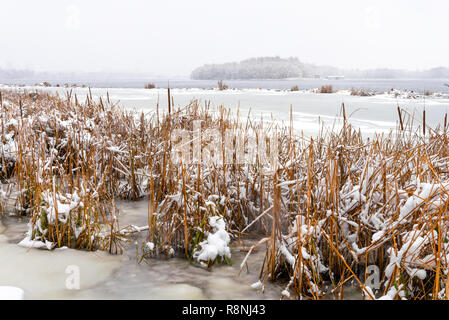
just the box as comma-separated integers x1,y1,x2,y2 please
0,286,24,300
0,234,124,299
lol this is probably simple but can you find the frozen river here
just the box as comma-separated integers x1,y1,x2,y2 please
9,85,449,137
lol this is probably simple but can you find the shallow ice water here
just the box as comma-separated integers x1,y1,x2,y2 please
0,201,283,300
0,231,124,299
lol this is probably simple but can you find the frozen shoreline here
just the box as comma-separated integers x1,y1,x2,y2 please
0,210,284,300
2,82,449,98
1,84,448,139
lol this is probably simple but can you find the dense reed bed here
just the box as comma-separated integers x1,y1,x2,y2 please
1,88,449,300
249,108,449,300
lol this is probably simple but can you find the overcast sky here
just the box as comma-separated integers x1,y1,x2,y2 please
0,0,447,76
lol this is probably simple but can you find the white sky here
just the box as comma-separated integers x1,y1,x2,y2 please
0,0,447,76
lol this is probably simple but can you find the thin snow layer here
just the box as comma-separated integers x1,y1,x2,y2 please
193,216,231,265
0,286,24,300
0,235,124,299
18,236,54,250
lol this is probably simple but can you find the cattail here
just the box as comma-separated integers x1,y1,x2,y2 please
444,113,447,132
397,106,404,131
167,86,171,114
423,109,426,136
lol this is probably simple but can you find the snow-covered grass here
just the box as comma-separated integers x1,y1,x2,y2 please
0,89,249,261
0,89,147,252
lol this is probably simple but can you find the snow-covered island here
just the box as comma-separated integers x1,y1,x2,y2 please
191,56,449,81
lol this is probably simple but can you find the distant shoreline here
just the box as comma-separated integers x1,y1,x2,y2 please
191,57,449,81
1,78,448,90
2,82,449,100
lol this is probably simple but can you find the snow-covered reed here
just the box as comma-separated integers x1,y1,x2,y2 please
0,89,151,252
0,89,261,259
248,107,449,300
1,88,449,300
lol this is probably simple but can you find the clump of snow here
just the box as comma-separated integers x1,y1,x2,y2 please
362,286,375,300
251,280,264,291
145,242,155,251
193,216,231,266
372,230,385,242
0,286,24,300
377,285,405,300
18,236,54,250
280,244,296,267
281,290,291,298
43,190,82,225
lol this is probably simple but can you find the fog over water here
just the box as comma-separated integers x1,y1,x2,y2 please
0,0,448,77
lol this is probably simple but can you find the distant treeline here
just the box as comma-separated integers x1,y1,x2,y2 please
191,57,307,80
191,56,449,80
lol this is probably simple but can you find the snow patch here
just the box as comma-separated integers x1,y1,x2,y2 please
0,286,24,300
193,216,231,265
